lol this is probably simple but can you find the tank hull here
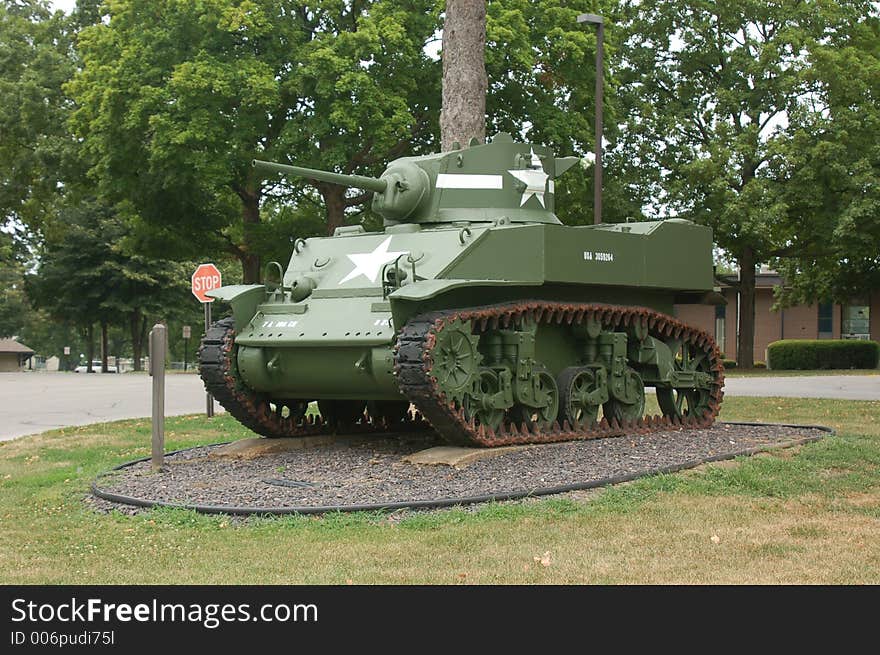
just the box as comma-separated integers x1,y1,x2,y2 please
198,218,724,445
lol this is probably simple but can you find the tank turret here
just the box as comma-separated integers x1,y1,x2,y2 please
253,133,581,226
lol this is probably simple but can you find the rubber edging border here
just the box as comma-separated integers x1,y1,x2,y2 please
90,421,834,516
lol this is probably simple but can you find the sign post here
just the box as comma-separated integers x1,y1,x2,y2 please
204,303,213,417
149,323,166,472
182,325,191,371
191,263,222,417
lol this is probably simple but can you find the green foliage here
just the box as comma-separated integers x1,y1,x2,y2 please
722,359,737,370
26,199,192,364
767,339,880,370
486,0,597,151
1,227,91,359
0,229,29,337
615,0,879,364
617,0,814,244
486,0,647,224
0,0,75,234
69,0,442,280
771,14,880,305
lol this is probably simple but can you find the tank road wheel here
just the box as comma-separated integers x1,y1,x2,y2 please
462,369,506,432
656,341,713,421
603,368,645,424
557,367,602,428
510,366,559,430
430,317,481,405
318,400,366,430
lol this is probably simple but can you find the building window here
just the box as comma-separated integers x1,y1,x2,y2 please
842,304,870,339
714,304,726,350
817,303,833,337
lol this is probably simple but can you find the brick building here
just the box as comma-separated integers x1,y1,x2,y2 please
675,269,879,363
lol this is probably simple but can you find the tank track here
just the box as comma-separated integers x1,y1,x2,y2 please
394,301,725,447
198,316,428,437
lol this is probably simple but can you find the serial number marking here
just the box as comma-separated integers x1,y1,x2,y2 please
583,251,614,262
261,320,298,328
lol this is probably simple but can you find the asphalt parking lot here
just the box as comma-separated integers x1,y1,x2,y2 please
1,372,221,441
722,374,879,401
0,371,876,441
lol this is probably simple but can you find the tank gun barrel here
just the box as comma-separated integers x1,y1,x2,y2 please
252,159,388,194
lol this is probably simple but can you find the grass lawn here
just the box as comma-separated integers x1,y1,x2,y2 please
0,396,877,584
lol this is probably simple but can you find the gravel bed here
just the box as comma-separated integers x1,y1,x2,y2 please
90,423,828,514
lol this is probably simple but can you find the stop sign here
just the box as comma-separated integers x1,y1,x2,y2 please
191,263,222,303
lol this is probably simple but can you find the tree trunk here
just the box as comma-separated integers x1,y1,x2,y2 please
100,320,109,373
241,191,261,284
321,185,348,236
130,309,144,372
86,323,95,372
441,0,487,151
737,248,757,368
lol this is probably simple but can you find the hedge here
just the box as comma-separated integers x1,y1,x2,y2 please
766,339,880,370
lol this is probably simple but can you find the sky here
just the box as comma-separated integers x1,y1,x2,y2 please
49,0,76,12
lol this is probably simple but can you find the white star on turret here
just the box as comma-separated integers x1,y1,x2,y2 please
507,148,549,207
339,236,408,285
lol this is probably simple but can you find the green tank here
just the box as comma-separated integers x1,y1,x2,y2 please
198,133,724,446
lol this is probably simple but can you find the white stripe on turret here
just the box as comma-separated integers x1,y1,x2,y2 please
435,174,504,189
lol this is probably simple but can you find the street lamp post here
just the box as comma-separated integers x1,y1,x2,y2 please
576,13,604,225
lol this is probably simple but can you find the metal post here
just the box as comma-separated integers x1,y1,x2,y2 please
182,325,191,372
577,13,605,225
204,302,214,417
149,324,166,472
594,21,603,225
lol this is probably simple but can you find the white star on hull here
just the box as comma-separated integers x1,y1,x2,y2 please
339,236,408,285
508,148,550,207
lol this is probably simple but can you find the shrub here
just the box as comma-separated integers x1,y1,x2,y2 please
766,339,880,370
754,361,767,369
722,358,737,369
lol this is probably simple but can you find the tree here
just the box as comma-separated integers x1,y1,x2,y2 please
1,227,91,365
0,229,30,338
70,0,441,283
0,0,74,237
772,12,880,306
27,200,191,371
615,0,876,367
440,0,487,150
